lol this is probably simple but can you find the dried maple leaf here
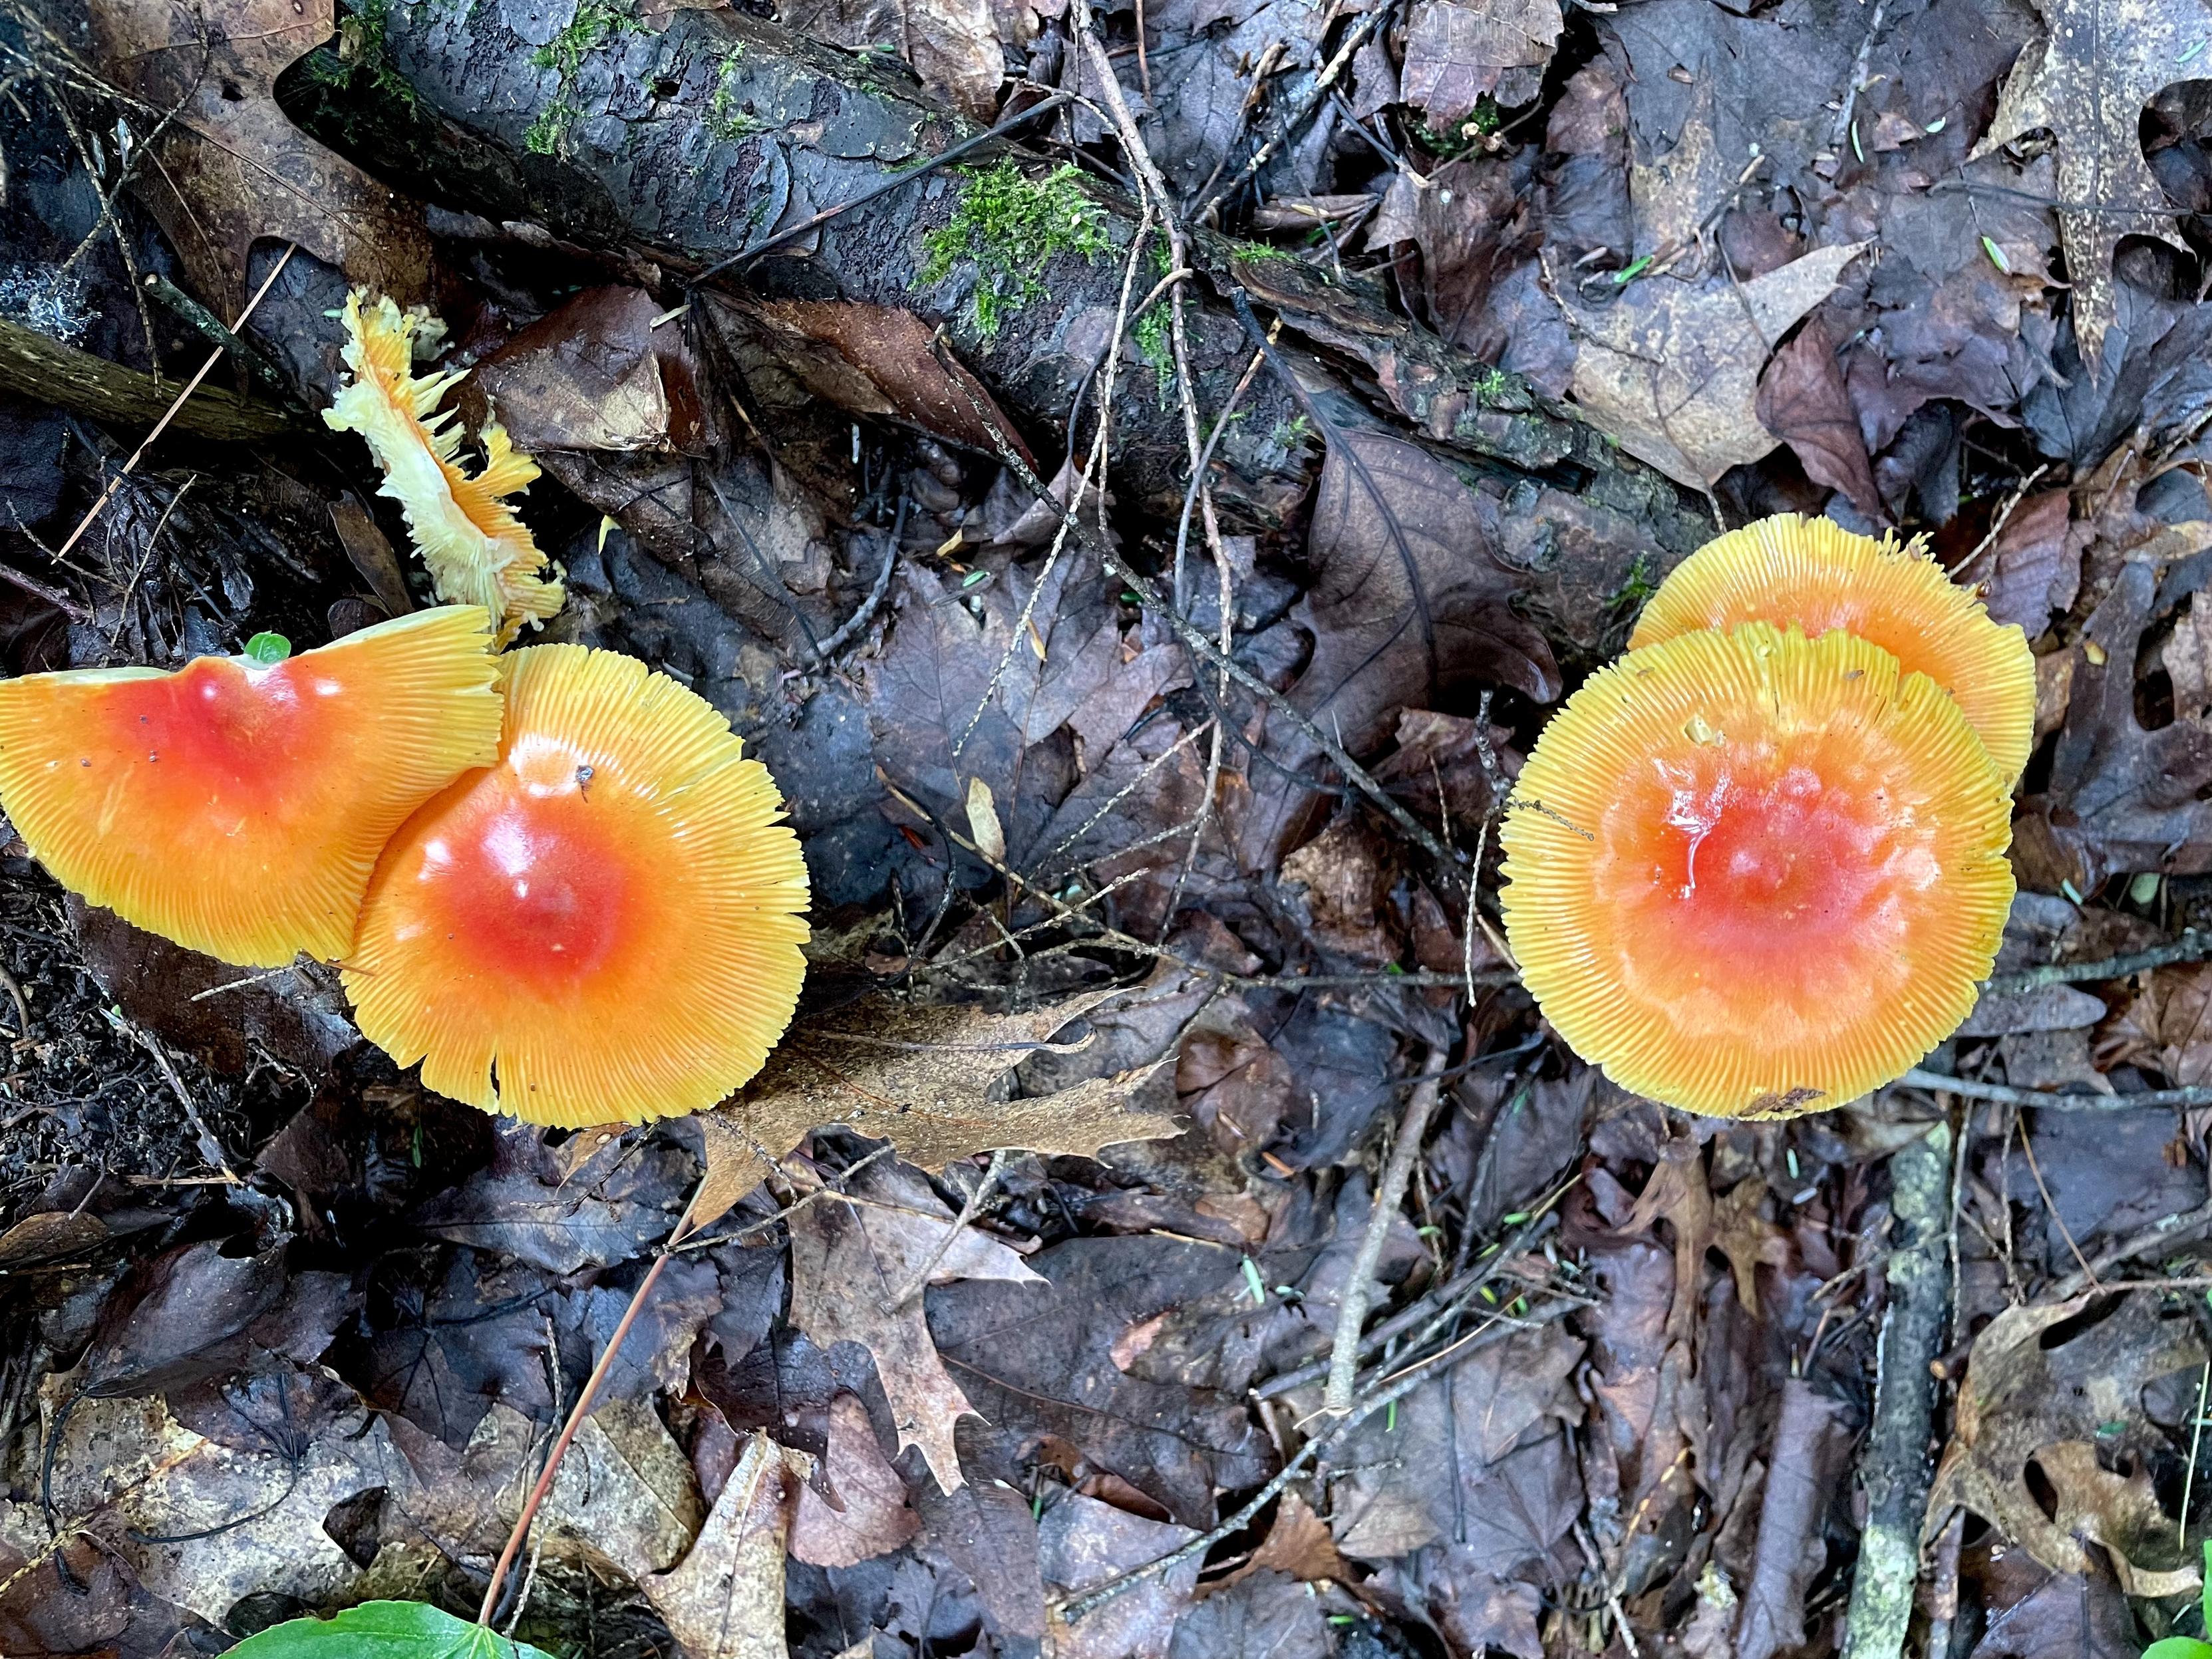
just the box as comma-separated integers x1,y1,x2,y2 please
1971,0,2201,361
787,1157,1043,1493
86,0,430,320
1553,241,1871,490
695,988,1178,1222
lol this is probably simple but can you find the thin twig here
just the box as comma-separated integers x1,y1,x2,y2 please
1984,929,2212,993
879,1148,1009,1311
52,241,297,565
2183,1361,2209,1557
1324,1045,1447,1416
477,1179,707,1626
1190,0,1396,222
124,1022,237,1183
812,516,899,661
1897,1068,2212,1111
2048,1196,2212,1301
2016,1116,2101,1289
1256,1184,1572,1400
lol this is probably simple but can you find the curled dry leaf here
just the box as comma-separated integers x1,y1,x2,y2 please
643,1429,809,1659
696,987,1180,1223
1555,241,1871,490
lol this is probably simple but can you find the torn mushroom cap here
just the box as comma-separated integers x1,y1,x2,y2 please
0,607,504,969
344,644,811,1127
1629,514,2036,784
1500,621,2014,1119
323,289,564,647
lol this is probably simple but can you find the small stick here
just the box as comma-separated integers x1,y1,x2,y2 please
1323,1046,1448,1416
1257,1190,1570,1400
477,1179,706,1627
2048,1195,2212,1301
1897,1068,2212,1111
53,242,296,565
1984,929,2212,993
1840,1118,1953,1659
879,1148,1009,1311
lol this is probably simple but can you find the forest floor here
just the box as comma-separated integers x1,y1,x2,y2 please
0,0,2210,1654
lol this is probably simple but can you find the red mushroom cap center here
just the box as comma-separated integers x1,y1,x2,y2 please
398,735,639,986
104,657,350,813
1596,737,1936,998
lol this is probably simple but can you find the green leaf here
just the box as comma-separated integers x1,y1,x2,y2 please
2142,1640,2212,1658
243,631,293,666
226,1602,558,1659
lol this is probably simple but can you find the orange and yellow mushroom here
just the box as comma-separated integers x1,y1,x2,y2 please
344,644,811,1126
1500,622,2014,1118
323,289,564,647
1631,514,2036,783
0,607,504,968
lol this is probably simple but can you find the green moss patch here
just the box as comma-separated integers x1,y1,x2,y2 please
919,160,1112,339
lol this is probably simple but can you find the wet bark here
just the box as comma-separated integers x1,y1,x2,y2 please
277,0,1714,667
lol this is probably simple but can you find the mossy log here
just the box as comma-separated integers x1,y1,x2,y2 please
0,317,291,442
277,0,1714,671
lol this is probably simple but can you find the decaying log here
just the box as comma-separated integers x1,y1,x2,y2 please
0,315,291,442
277,0,1714,680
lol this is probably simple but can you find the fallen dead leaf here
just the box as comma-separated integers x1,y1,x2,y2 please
775,0,1003,116
1241,427,1558,865
1755,316,1882,520
787,1156,1043,1493
1968,490,2085,635
1927,1292,2206,1577
1555,241,1871,490
1399,0,1563,124
1214,1491,1355,1594
643,1429,809,1659
789,1392,920,1566
86,0,430,319
1972,0,2201,359
1040,1490,1202,1659
697,987,1180,1221
469,286,711,456
744,300,1035,463
11,1382,392,1625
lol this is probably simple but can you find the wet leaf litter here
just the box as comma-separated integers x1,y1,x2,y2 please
2,0,2212,1654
